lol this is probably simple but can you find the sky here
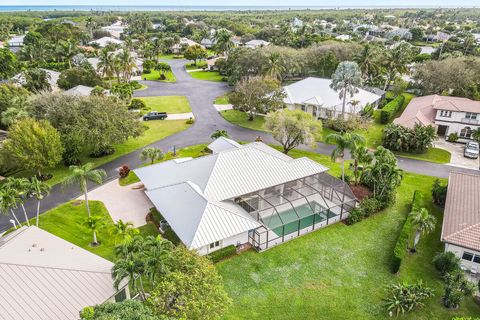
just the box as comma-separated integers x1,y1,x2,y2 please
3,0,480,7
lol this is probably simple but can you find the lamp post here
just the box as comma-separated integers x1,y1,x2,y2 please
9,219,17,229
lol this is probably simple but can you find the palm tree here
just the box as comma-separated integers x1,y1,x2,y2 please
29,176,51,227
4,178,31,226
140,147,164,165
97,48,115,80
411,208,436,252
330,61,363,120
63,163,106,218
326,132,366,182
143,235,172,286
214,28,233,56
118,49,137,81
112,253,146,300
111,219,139,244
263,52,285,81
84,215,104,246
354,44,381,83
0,186,21,226
381,42,414,90
85,16,96,38
350,145,373,184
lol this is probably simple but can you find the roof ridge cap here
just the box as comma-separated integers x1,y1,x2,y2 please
444,221,480,240
0,261,112,274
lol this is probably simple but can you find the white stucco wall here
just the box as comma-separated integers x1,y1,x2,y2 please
435,109,480,140
445,242,480,268
196,232,249,256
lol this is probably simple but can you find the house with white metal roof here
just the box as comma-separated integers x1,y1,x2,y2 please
245,39,270,49
135,138,356,254
283,77,382,120
11,68,61,91
0,226,129,320
89,36,124,48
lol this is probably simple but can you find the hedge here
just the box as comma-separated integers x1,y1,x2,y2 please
207,245,237,263
392,190,423,273
380,95,405,124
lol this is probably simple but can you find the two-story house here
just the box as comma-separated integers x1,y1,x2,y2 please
393,95,480,141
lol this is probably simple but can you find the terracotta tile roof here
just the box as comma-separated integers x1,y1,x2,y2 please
441,172,480,251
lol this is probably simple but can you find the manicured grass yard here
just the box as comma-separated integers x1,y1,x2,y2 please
217,148,480,320
189,70,225,82
394,147,452,164
221,110,267,131
27,200,158,261
185,61,207,70
16,120,191,186
215,95,230,105
138,96,192,114
158,54,184,60
142,70,176,82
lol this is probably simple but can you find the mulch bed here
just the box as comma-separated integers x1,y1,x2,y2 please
349,184,373,201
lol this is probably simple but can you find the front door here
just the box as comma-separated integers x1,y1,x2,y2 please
437,125,449,137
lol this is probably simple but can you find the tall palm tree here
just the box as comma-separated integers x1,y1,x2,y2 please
411,208,436,252
214,28,233,56
381,42,414,90
84,215,104,246
263,52,285,81
354,43,381,83
350,145,373,184
85,16,96,38
97,48,115,80
0,186,21,226
326,132,366,181
143,235,172,287
330,61,363,120
63,163,106,218
29,176,51,227
112,254,146,300
118,49,137,82
4,178,30,226
111,219,138,244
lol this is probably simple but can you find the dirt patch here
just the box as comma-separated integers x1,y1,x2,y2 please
71,200,83,206
349,184,373,201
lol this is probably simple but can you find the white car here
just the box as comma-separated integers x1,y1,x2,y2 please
464,141,479,159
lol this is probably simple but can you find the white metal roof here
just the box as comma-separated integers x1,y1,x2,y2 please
0,226,124,320
65,85,94,96
12,69,60,88
283,77,382,113
89,37,124,48
145,182,260,249
207,137,242,154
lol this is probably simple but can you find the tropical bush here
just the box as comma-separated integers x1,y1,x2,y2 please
346,207,364,225
382,123,437,153
384,281,433,316
345,197,383,225
432,179,448,207
80,300,157,320
442,270,476,309
433,251,461,276
207,245,237,263
324,117,364,132
448,132,459,142
57,66,103,90
129,98,147,110
380,95,405,124
392,191,423,273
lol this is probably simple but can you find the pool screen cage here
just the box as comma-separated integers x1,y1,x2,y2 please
235,172,357,251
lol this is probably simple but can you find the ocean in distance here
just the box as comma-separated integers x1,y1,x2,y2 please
0,5,478,12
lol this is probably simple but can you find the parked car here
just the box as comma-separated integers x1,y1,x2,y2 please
143,111,167,121
464,141,479,159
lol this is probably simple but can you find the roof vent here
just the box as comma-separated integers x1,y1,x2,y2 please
40,248,45,252
32,243,37,247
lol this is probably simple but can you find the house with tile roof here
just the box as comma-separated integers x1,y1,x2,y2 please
394,95,480,141
441,172,480,270
134,138,356,254
0,226,129,320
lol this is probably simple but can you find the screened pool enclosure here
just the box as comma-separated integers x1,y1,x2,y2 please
235,172,356,251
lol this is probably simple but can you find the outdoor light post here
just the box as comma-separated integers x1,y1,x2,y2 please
9,219,17,229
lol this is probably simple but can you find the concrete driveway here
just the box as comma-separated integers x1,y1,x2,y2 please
78,180,153,227
436,140,479,170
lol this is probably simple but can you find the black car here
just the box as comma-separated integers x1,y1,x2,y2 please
143,111,167,121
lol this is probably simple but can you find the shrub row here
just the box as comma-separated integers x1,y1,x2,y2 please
392,190,423,273
207,245,237,263
346,197,385,225
380,95,406,124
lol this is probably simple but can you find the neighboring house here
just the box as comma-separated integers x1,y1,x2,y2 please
206,56,224,71
101,21,126,39
12,68,61,90
441,172,480,270
171,38,202,54
134,138,356,254
65,85,94,96
418,46,436,55
283,77,382,119
394,95,480,141
291,17,304,29
386,28,412,40
425,31,450,42
8,34,25,47
335,34,352,41
0,226,129,320
201,38,217,49
89,36,124,48
245,39,270,49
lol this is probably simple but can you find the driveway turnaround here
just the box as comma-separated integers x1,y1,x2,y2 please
1,58,479,232
78,180,153,227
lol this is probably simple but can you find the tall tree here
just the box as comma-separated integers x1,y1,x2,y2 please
265,109,321,154
326,132,365,181
3,118,63,179
111,219,139,245
330,61,363,120
214,28,233,56
184,44,208,65
0,48,17,79
63,162,106,218
411,208,436,252
3,178,31,226
382,42,415,90
23,69,51,92
29,176,51,227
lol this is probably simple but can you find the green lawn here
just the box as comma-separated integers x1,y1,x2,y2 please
221,110,267,131
138,96,192,114
217,148,480,320
119,144,208,186
15,120,191,187
394,148,452,164
141,70,176,82
214,95,230,105
26,200,158,261
159,54,184,60
134,83,148,91
189,70,225,82
185,61,207,70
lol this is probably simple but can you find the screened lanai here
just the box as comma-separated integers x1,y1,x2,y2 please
235,172,356,251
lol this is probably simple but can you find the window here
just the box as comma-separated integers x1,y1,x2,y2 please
301,105,306,112
209,241,221,249
115,288,127,302
465,112,478,120
474,255,480,264
460,127,473,138
440,110,452,117
462,251,474,261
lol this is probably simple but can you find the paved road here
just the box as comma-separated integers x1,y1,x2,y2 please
1,59,478,232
